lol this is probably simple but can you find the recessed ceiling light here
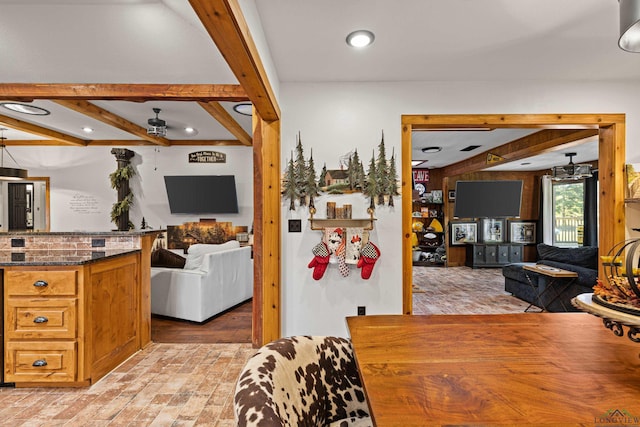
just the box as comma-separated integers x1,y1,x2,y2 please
82,127,94,133
184,127,198,136
346,30,375,48
412,160,427,167
0,102,50,116
521,162,531,166
233,103,252,116
421,147,442,153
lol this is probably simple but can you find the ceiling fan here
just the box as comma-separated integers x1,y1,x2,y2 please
147,108,167,137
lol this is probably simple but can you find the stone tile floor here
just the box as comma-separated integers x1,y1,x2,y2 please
0,343,254,426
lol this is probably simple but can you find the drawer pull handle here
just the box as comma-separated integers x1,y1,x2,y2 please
32,359,48,367
33,316,49,324
33,280,48,288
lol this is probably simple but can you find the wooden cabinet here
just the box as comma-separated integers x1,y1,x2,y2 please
466,244,523,268
3,252,140,386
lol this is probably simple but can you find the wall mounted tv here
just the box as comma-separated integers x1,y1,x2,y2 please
164,175,239,214
453,180,522,218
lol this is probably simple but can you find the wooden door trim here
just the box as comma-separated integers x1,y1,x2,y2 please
401,114,626,314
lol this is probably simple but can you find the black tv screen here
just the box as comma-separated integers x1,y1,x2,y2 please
164,175,239,214
453,180,522,218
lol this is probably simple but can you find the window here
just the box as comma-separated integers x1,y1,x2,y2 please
552,181,585,247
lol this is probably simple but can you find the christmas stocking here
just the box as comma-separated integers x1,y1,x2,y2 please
308,242,330,280
357,242,381,279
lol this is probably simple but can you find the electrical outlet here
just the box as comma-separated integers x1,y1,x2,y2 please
357,306,366,316
288,219,302,232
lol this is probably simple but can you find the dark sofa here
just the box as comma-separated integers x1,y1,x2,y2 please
502,243,598,312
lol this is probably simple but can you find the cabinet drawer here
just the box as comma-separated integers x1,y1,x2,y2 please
5,271,77,296
5,341,76,383
6,298,77,339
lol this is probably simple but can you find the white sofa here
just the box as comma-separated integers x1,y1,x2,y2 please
151,241,253,322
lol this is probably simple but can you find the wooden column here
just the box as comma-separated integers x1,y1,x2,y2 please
252,113,281,346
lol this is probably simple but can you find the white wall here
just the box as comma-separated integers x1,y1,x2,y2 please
280,80,640,338
6,145,254,232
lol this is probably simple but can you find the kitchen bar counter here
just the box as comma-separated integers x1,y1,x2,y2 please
1,230,162,388
0,248,140,266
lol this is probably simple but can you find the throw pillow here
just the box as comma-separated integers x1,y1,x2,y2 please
151,248,186,269
536,243,598,269
183,240,240,270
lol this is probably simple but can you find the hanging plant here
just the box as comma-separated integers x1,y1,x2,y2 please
110,164,135,189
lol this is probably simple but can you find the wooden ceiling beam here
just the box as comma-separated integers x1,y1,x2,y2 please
1,139,245,146
0,83,248,102
53,99,170,146
0,113,87,146
442,128,600,177
189,0,280,122
198,101,252,146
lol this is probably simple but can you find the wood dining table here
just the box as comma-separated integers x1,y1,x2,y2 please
347,313,640,426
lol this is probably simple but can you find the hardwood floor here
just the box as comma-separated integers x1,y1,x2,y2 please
151,300,252,344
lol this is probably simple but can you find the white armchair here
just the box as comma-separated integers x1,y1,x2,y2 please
151,242,252,322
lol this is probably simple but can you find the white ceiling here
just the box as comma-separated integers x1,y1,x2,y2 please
0,0,635,168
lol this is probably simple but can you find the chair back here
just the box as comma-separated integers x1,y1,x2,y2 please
234,336,371,426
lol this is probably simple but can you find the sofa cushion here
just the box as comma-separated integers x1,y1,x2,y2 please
537,243,598,269
151,248,186,269
184,240,240,270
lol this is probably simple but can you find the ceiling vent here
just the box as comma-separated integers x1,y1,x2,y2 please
551,152,592,181
147,108,167,137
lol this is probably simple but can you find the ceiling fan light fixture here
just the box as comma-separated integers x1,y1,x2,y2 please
551,152,592,181
0,102,50,116
619,0,640,52
147,108,167,137
346,30,375,48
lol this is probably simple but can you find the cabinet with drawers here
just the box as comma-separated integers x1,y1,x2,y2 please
465,243,523,268
3,252,140,387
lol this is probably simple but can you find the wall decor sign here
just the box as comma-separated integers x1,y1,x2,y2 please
189,151,226,163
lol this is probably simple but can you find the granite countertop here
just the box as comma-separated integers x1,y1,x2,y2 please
0,230,163,236
0,248,141,266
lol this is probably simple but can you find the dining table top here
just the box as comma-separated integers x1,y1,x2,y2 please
346,313,640,426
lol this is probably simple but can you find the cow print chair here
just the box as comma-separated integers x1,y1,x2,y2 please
234,336,372,427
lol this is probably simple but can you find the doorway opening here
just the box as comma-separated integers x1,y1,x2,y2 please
401,114,626,314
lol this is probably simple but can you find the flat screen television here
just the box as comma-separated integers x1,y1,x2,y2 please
164,175,239,214
453,180,522,218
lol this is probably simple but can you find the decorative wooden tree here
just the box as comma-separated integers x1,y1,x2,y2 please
387,149,400,207
294,133,307,206
375,131,389,205
306,150,319,209
318,163,328,188
364,152,378,211
282,154,298,210
110,148,135,231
